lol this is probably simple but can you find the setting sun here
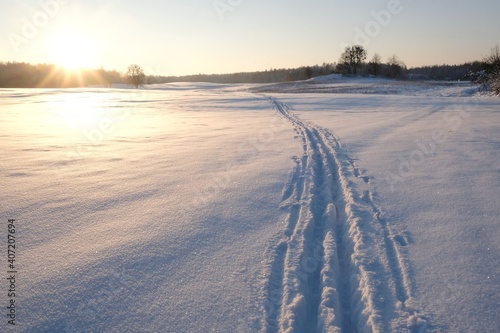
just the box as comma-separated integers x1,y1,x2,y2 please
49,31,97,70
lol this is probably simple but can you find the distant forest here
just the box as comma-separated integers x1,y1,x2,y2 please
0,63,122,88
148,61,487,84
0,58,493,88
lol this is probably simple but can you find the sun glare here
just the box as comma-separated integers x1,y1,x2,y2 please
49,32,97,70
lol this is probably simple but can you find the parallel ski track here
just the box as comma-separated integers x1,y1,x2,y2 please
261,96,427,333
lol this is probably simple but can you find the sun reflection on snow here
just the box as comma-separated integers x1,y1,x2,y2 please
54,95,108,130
0,89,184,160
41,92,119,145
0,91,130,149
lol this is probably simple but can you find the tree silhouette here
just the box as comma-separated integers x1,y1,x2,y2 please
368,53,382,76
384,55,407,79
126,64,146,88
339,45,367,75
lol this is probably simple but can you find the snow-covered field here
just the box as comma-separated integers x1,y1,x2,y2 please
0,77,498,332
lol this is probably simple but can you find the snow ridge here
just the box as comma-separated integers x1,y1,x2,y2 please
261,97,427,333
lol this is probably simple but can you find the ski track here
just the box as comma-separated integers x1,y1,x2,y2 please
260,96,428,333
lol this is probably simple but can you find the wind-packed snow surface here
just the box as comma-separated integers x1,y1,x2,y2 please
0,78,498,332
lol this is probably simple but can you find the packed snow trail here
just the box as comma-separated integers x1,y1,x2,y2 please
260,96,428,333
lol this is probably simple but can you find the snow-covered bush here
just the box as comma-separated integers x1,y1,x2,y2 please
467,70,490,92
467,46,500,95
489,68,500,95
484,46,500,95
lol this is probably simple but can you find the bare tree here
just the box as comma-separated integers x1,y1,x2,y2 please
484,45,500,68
126,64,146,88
368,53,382,76
339,45,367,75
384,55,407,79
305,66,313,79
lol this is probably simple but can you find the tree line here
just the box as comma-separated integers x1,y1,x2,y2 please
0,62,122,88
1,45,499,94
146,63,336,85
334,45,497,82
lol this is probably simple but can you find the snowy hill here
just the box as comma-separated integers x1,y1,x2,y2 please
251,75,478,97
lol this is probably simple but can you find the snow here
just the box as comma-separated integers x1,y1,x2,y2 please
263,83,499,332
0,78,498,332
252,76,477,97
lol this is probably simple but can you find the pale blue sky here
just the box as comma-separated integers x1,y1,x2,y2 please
1,0,499,76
